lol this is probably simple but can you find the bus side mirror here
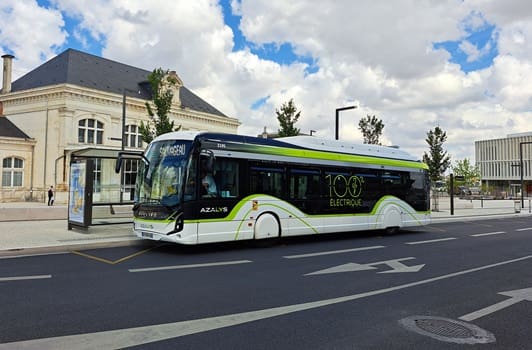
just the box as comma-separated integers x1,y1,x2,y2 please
200,150,215,172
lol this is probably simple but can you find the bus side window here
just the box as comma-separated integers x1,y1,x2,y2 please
215,159,239,198
250,166,284,198
290,169,320,199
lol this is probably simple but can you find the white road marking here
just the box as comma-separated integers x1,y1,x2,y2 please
4,254,532,349
305,257,425,276
283,245,385,259
471,231,505,237
516,227,532,231
460,287,532,322
406,237,456,245
129,260,252,273
0,252,69,259
0,274,52,282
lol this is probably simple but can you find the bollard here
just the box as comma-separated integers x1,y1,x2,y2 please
514,200,521,213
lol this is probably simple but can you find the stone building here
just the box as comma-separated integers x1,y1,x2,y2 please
0,49,240,203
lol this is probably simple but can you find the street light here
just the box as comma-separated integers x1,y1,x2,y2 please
519,141,532,208
335,105,356,140
121,88,141,150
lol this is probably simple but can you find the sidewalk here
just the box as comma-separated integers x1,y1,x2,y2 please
0,201,142,257
0,198,531,257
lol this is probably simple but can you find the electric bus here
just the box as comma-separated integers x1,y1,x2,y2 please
116,131,430,244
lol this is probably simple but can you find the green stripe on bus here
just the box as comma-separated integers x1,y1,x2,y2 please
240,144,428,170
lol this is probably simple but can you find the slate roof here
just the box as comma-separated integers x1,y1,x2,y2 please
0,117,31,139
11,48,228,118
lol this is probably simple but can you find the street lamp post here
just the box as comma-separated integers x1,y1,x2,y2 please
121,88,141,150
335,105,356,140
519,141,532,208
121,89,126,151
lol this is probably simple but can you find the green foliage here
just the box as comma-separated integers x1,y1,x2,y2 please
422,126,451,183
276,98,301,137
358,115,384,144
452,158,480,186
139,68,181,144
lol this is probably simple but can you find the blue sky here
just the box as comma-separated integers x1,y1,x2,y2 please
3,0,532,162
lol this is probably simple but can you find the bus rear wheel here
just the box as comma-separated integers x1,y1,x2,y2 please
385,226,400,235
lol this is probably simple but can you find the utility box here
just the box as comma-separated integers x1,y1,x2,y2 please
514,200,521,213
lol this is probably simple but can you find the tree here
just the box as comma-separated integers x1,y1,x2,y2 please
452,158,480,186
422,126,451,183
139,68,181,144
358,115,384,144
276,98,301,137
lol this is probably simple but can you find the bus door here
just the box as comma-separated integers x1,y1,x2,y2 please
287,168,322,235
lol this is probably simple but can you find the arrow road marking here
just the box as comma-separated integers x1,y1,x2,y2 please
305,257,425,276
377,259,425,274
459,287,532,322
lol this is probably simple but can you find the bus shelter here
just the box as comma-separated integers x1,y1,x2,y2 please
68,148,136,230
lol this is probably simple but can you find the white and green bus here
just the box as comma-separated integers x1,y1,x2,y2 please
116,131,430,244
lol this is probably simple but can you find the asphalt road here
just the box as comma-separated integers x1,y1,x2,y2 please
1,216,532,349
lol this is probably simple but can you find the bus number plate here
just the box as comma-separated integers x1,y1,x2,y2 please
141,232,153,239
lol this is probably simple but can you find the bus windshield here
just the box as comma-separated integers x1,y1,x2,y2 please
136,140,192,207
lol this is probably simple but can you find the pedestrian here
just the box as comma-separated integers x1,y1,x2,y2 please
48,185,54,206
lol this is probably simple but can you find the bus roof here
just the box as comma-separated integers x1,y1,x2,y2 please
152,131,421,163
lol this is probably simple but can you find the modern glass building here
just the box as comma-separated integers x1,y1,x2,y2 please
475,132,532,198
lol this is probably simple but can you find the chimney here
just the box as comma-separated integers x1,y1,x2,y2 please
167,70,183,107
2,54,15,94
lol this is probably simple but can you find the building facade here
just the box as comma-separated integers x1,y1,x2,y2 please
0,49,240,203
475,132,532,198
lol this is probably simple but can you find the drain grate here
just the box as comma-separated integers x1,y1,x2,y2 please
415,317,474,338
400,316,496,344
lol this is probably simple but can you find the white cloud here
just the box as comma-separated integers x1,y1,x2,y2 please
0,0,67,77
4,0,532,163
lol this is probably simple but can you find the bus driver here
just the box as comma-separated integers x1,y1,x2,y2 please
201,171,217,197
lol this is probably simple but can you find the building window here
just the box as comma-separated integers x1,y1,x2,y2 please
122,159,138,200
2,157,23,187
93,158,101,193
125,125,143,148
78,119,104,144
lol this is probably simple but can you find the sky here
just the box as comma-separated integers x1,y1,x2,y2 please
2,0,532,165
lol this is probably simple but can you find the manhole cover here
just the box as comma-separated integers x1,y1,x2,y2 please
399,316,495,344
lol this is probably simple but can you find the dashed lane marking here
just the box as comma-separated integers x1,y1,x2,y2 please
406,237,456,245
471,231,505,237
283,246,385,259
0,274,52,282
129,260,252,273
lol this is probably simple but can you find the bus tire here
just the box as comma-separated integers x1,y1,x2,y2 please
385,226,400,235
383,206,402,235
253,213,280,246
